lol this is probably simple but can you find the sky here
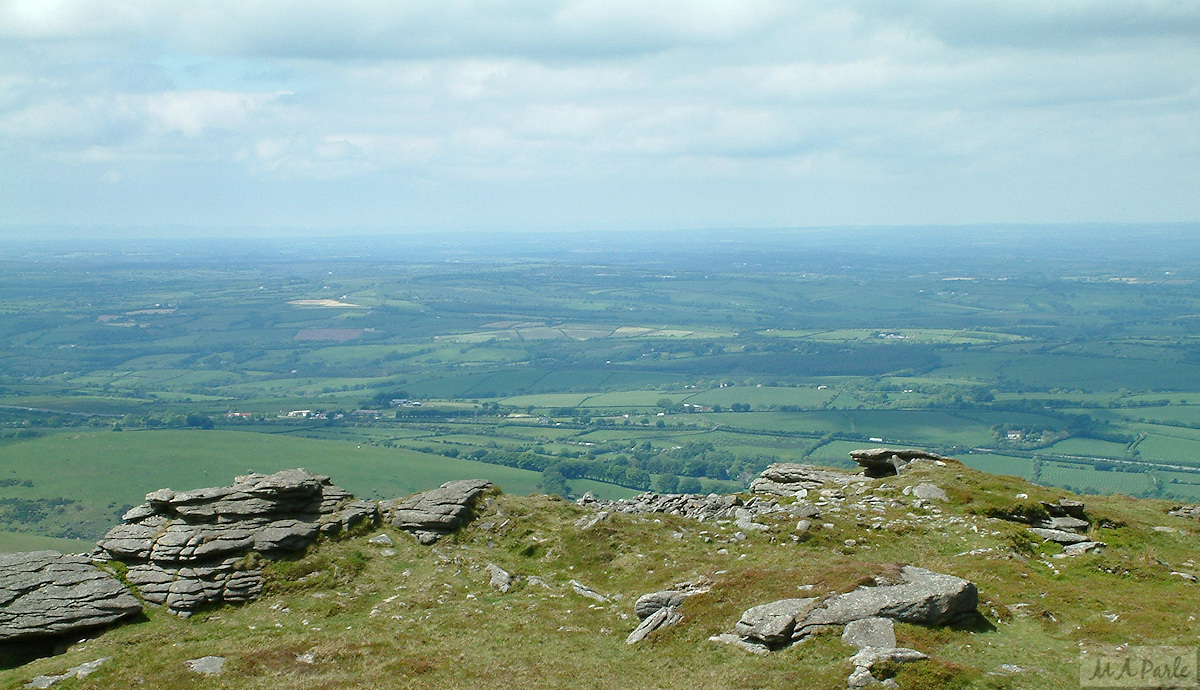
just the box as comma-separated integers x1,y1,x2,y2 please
1,0,1198,237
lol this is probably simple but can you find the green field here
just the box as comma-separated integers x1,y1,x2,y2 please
0,429,638,542
0,530,91,553
957,453,1035,480
1039,462,1153,495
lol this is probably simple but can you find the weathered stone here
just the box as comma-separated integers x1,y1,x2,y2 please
0,551,141,643
634,590,689,619
1168,504,1200,520
842,617,896,649
735,598,819,647
800,566,977,631
1028,527,1089,544
570,579,610,603
381,479,493,544
850,448,949,477
708,632,770,655
574,511,609,531
185,656,225,676
1042,499,1088,520
486,563,512,593
1035,516,1089,532
626,604,684,644
96,468,373,615
323,499,378,535
848,647,928,687
750,463,854,496
912,483,947,502
367,533,394,546
1063,541,1106,556
24,657,110,688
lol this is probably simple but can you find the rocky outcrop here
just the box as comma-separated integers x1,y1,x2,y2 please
0,551,141,643
380,479,493,544
577,491,743,521
735,597,821,648
999,498,1096,548
626,579,711,644
1169,504,1200,519
850,448,950,477
750,463,854,496
577,491,818,527
96,468,376,615
722,566,977,651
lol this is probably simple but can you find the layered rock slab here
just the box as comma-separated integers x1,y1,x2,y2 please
0,551,140,642
850,448,950,477
97,468,376,614
730,566,977,650
750,463,854,496
380,479,493,544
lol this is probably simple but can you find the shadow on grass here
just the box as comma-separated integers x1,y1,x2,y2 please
0,613,148,670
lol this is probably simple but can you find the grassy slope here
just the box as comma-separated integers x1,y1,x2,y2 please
2,461,1197,689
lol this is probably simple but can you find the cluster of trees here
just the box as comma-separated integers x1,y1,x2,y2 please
438,438,779,498
115,413,214,430
0,496,75,525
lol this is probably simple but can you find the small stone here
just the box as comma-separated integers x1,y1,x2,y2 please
912,483,947,502
709,633,769,655
570,580,610,602
185,656,225,676
24,658,110,689
1028,527,1089,544
1063,541,1105,556
486,563,513,593
368,533,394,546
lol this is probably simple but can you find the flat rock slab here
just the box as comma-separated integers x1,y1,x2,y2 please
0,551,141,643
1063,541,1106,556
185,656,225,676
842,617,896,649
1028,527,1090,544
730,566,978,651
803,566,978,629
25,657,110,688
850,448,948,477
912,483,948,501
750,463,854,495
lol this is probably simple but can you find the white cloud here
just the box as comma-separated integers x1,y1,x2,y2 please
0,0,1197,228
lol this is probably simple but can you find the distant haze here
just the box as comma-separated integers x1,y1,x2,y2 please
1,1,1197,237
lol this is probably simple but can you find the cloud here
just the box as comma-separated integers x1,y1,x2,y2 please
0,0,1196,229
0,0,786,59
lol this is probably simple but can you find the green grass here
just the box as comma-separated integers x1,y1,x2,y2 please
0,530,91,554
